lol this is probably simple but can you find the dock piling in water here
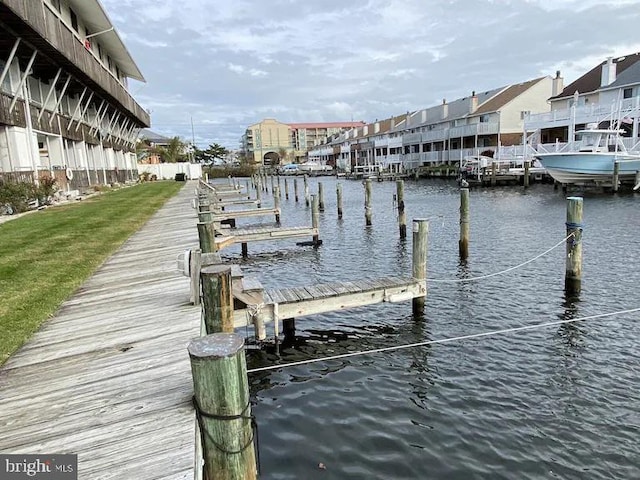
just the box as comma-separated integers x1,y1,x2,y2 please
565,197,583,295
524,161,530,189
412,219,429,316
274,186,281,224
364,178,373,226
284,177,289,200
311,194,320,246
188,334,257,480
459,187,470,260
318,182,325,212
294,178,299,202
201,265,234,334
612,161,620,193
396,179,406,239
304,174,310,206
337,183,343,219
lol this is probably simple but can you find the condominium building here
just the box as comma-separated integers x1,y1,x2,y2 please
0,0,150,190
309,74,561,172
240,118,365,165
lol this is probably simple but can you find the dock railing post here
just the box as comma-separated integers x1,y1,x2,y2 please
524,161,530,189
304,174,310,206
274,186,281,224
294,177,299,202
190,248,202,306
311,194,320,246
364,178,373,226
612,161,620,193
459,187,470,260
412,219,429,316
318,182,325,212
396,179,406,239
201,265,234,334
337,183,343,219
197,222,217,253
188,334,257,480
565,197,583,295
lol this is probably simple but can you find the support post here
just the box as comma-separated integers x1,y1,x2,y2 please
294,177,299,202
201,266,233,334
197,222,217,253
270,175,275,195
337,183,343,219
304,174,310,206
284,177,289,200
524,160,530,189
565,197,583,295
364,178,373,226
241,243,248,258
412,219,429,316
490,161,497,187
396,179,406,239
318,181,325,212
612,161,619,193
635,170,640,191
190,248,202,306
311,194,320,246
283,318,296,339
188,334,257,480
274,186,281,224
256,183,262,207
459,188,470,260
277,175,281,197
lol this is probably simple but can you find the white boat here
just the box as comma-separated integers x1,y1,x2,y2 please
535,127,640,186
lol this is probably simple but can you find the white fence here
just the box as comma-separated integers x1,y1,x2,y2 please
137,162,202,180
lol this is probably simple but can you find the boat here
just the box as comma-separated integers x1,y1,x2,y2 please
534,126,640,186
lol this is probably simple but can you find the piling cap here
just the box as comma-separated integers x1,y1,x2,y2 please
188,333,244,359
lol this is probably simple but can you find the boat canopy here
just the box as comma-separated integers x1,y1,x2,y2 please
575,129,627,153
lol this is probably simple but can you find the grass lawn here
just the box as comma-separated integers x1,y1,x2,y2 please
0,181,184,365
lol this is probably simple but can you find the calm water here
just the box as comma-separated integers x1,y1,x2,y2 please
220,177,640,479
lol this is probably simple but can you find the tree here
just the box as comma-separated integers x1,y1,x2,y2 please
277,148,289,166
207,143,228,161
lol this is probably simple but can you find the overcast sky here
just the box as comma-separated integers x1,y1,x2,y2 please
102,0,640,149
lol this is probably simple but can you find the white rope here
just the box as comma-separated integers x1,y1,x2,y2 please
429,233,573,283
246,306,640,373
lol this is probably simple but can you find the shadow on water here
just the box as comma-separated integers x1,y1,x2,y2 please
556,292,586,355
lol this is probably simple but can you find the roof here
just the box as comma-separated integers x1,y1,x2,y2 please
287,122,366,129
139,129,170,143
475,77,546,114
550,52,640,100
605,59,640,89
69,0,145,82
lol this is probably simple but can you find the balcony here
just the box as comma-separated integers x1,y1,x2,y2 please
402,132,422,145
449,122,499,138
422,128,447,142
0,0,149,126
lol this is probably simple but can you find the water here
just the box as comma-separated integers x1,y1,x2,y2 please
221,177,640,479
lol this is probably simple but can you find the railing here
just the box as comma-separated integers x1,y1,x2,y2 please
449,122,499,138
402,132,422,145
526,97,640,130
387,136,403,148
422,128,447,142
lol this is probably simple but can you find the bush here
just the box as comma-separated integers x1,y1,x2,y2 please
203,164,257,178
0,180,32,213
34,175,57,205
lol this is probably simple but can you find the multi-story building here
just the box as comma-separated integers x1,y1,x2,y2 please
240,118,364,166
0,0,149,190
309,74,561,172
526,53,640,151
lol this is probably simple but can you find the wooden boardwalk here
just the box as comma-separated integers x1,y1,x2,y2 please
0,182,201,479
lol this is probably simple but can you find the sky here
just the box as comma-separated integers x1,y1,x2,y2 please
101,0,640,149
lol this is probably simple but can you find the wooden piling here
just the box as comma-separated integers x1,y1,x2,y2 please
565,197,583,295
459,187,470,260
412,219,429,316
304,174,310,206
188,334,257,480
364,178,373,226
311,194,320,246
612,161,620,193
524,161,530,188
198,210,213,223
201,265,233,333
396,179,406,239
256,183,262,208
274,186,281,224
294,178,299,202
283,318,296,339
490,162,497,187
190,248,202,305
270,175,275,195
318,182,325,212
241,243,248,258
337,183,343,219
197,222,217,253
284,177,289,200
277,175,282,197
635,170,640,190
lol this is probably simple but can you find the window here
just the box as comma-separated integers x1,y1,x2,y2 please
520,110,531,119
69,8,78,32
623,88,633,99
479,114,490,123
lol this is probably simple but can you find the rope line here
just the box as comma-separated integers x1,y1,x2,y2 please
428,233,573,283
246,306,640,374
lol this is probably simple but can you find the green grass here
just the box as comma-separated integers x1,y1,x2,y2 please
0,181,184,365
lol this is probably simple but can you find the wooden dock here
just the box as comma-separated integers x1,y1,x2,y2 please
0,182,201,479
215,225,318,251
232,276,425,328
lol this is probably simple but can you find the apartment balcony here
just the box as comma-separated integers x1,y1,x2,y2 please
526,97,640,131
387,136,403,148
422,128,448,142
374,138,388,147
0,0,149,126
449,122,499,138
402,132,422,145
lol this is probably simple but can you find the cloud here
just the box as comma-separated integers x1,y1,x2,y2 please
100,0,640,148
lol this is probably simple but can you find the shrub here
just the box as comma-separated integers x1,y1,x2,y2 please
34,175,57,205
0,180,32,213
203,165,257,178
